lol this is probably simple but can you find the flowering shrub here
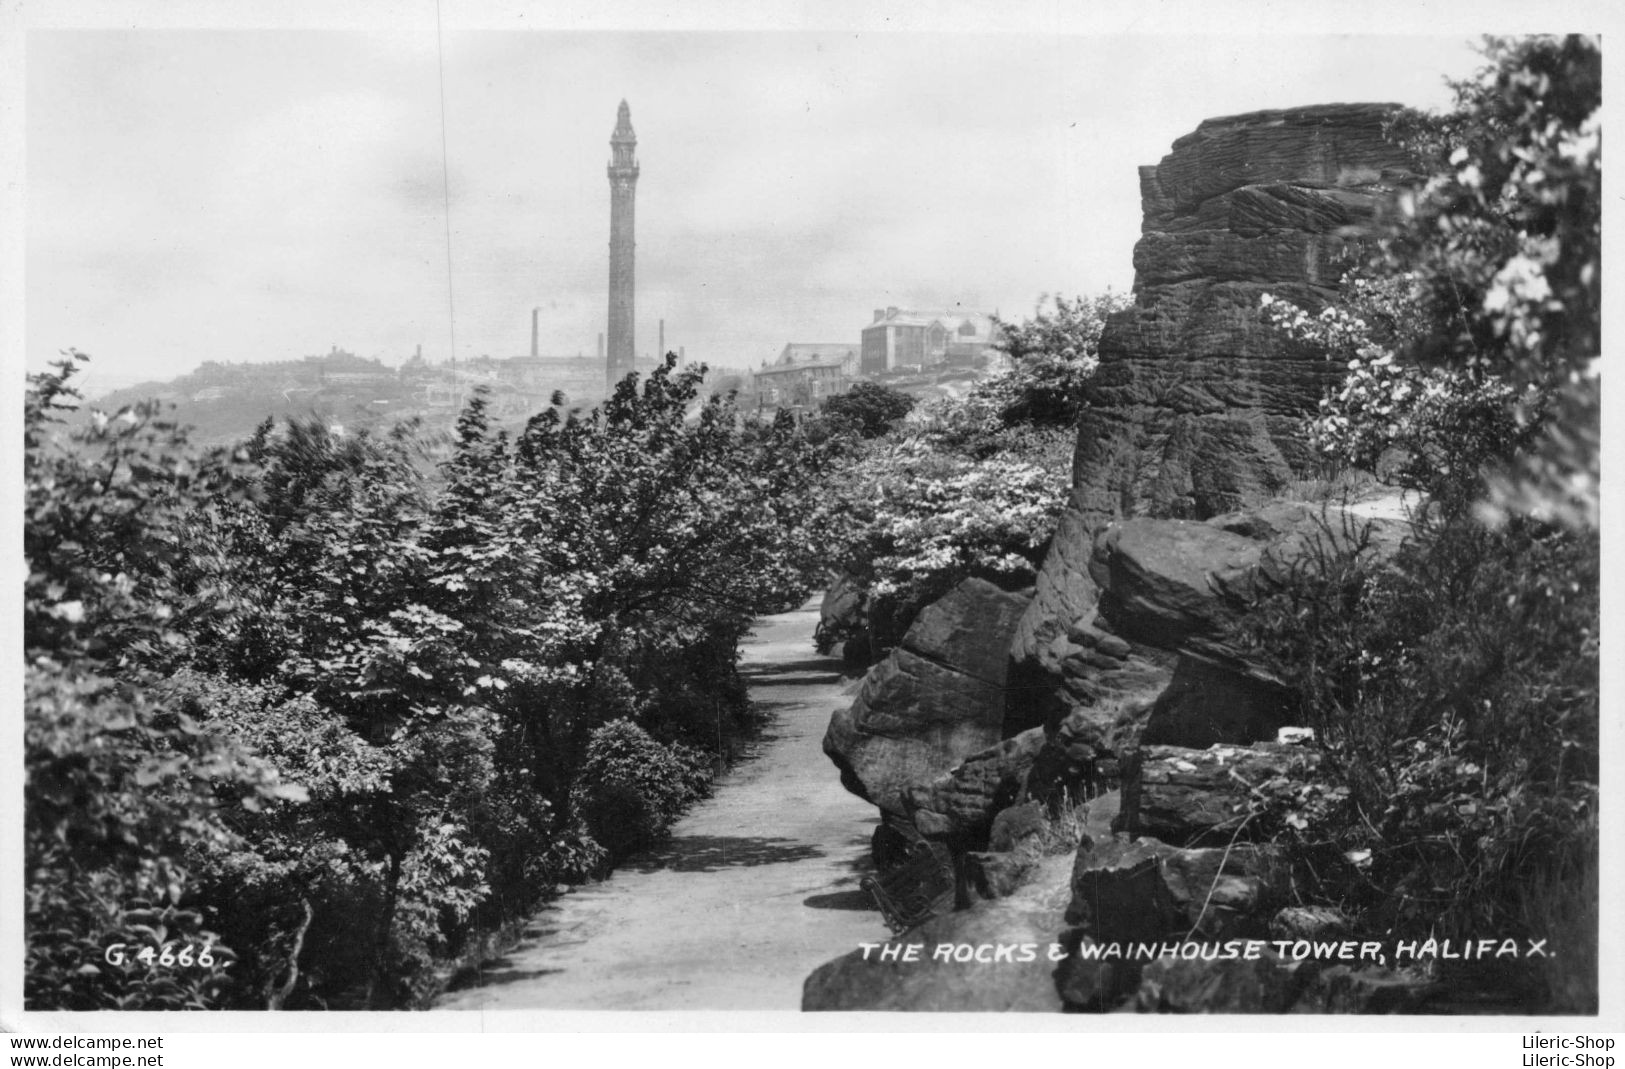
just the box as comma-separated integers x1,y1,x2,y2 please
989,291,1130,426
1384,35,1598,529
819,430,1068,656
1259,285,1533,511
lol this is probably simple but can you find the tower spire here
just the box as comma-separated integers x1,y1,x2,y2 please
606,100,640,389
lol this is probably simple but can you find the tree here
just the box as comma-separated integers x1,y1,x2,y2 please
817,380,917,438
1384,35,1598,528
23,354,303,1010
988,291,1130,425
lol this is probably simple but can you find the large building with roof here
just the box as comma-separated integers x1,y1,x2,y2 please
859,307,1001,375
752,342,859,407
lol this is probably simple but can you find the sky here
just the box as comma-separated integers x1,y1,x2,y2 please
13,6,1506,391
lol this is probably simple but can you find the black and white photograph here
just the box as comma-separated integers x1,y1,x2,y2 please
3,0,1614,1043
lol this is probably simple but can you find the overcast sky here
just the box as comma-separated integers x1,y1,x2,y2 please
17,10,1496,389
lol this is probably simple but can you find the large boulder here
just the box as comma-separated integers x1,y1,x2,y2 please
1133,954,1309,1014
1016,497,1410,772
1064,834,1287,942
902,727,1047,843
802,855,1074,1012
823,578,1032,816
1117,741,1324,846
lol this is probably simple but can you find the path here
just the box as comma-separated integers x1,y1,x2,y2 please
435,600,885,1011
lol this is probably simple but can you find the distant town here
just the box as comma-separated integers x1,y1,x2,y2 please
83,96,1013,446
83,303,1011,447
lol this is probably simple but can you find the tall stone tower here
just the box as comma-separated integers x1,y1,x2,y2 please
606,99,639,389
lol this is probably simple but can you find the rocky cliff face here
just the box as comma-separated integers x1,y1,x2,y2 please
810,104,1434,1012
1076,102,1418,526
1011,102,1418,729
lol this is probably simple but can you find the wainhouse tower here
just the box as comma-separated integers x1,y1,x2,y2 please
606,100,639,389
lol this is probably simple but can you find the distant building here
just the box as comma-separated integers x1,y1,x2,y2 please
752,343,859,406
859,307,1001,375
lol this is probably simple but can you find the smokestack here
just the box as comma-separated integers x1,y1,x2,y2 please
659,319,665,359
531,308,539,358
680,345,685,362
598,333,605,361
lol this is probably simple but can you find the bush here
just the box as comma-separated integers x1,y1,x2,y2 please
816,433,1067,657
818,380,917,438
25,351,828,1009
1231,509,1598,972
570,720,713,859
989,291,1130,426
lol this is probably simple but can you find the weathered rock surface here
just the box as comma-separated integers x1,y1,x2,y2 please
823,578,1032,816
964,851,1035,900
1010,102,1419,744
1016,499,1409,788
1064,838,1181,943
1291,964,1438,1014
1141,656,1297,749
967,790,1122,904
1270,905,1354,942
1065,834,1286,942
1073,103,1420,528
987,802,1048,853
802,855,1073,1012
903,727,1046,842
1117,742,1324,845
1053,932,1132,1011
1133,953,1309,1013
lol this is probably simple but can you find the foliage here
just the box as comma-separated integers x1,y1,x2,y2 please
23,354,304,1009
988,292,1130,426
816,420,1069,658
25,350,833,1009
810,290,1123,658
570,720,713,859
1272,36,1599,529
1231,509,1598,962
817,380,917,438
1259,280,1535,515
1239,38,1599,1011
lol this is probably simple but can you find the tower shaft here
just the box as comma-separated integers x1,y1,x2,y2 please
607,100,639,388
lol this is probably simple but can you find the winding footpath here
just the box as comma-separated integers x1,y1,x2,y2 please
435,600,886,1012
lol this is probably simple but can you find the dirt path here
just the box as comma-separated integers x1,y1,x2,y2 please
435,601,885,1011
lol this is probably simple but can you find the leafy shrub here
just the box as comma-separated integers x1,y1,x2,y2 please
23,661,296,1009
570,720,713,859
26,350,829,1009
818,380,918,438
817,432,1067,657
1232,510,1598,967
988,291,1130,426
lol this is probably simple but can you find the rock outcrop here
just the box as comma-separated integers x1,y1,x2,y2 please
807,104,1440,1014
823,578,1032,817
802,854,1073,1012
1075,102,1420,526
902,727,1047,843
1014,498,1404,804
1009,102,1419,743
1117,741,1325,845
